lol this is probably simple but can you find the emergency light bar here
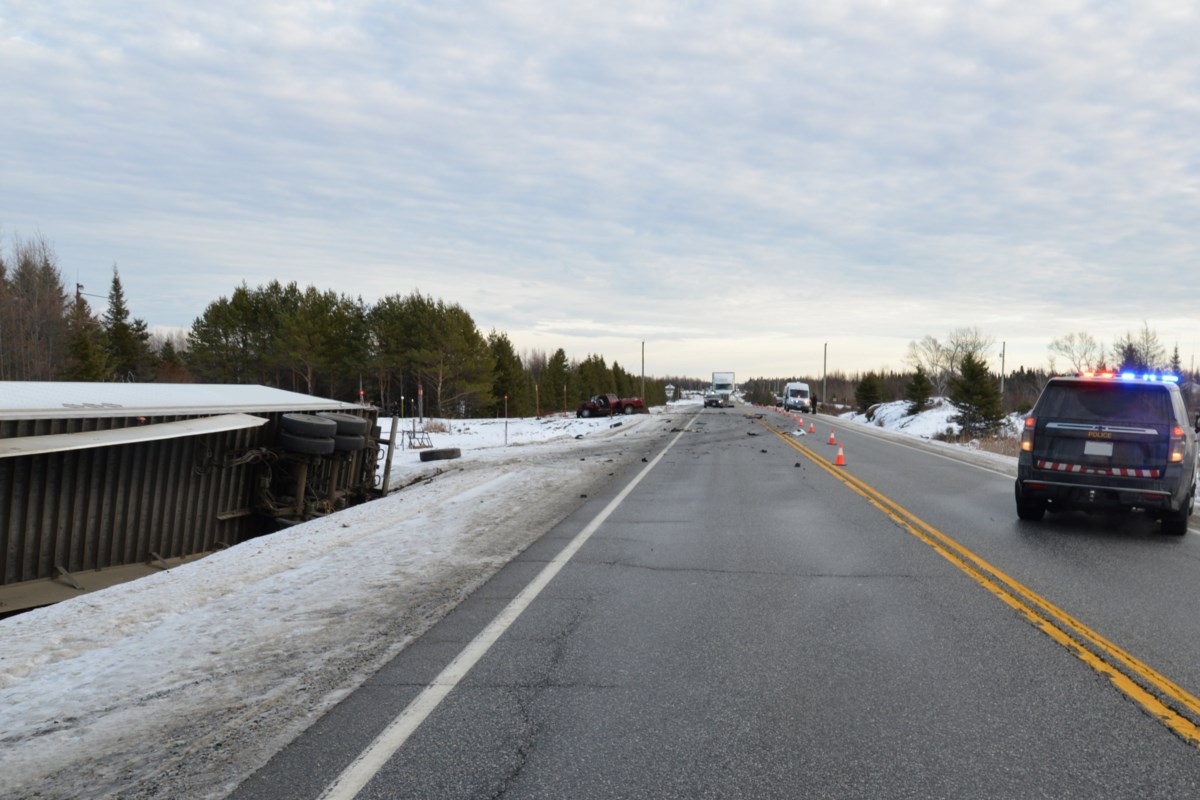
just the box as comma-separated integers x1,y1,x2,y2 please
1078,371,1179,383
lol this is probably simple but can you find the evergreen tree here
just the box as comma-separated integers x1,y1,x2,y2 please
62,296,110,381
905,366,933,416
948,352,1004,437
277,284,340,394
369,293,412,411
103,266,152,381
326,294,372,401
742,378,776,406
487,331,533,417
538,349,572,414
612,361,634,398
1006,365,1048,414
855,372,885,412
1111,332,1144,374
187,285,267,383
432,303,494,417
577,354,615,398
156,337,193,383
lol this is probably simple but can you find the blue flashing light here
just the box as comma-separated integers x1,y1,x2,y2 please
1079,371,1181,384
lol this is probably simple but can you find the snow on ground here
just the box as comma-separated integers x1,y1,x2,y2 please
839,396,1023,441
0,403,692,800
834,397,1025,474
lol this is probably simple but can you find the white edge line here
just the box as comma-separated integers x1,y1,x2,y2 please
318,416,697,800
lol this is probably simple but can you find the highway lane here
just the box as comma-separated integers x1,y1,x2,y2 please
767,407,1200,718
232,405,1200,799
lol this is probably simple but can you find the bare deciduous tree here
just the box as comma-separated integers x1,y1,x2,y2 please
0,233,70,381
906,335,952,396
1048,331,1103,373
907,328,995,397
945,327,994,374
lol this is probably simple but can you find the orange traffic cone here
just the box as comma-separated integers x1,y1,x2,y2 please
828,429,837,446
808,422,815,434
835,445,846,466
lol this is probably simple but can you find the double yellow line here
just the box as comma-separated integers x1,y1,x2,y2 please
766,420,1200,747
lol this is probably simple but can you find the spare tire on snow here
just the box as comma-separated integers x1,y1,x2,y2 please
281,413,337,438
419,447,461,462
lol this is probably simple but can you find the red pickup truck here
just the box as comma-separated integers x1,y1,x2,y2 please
577,393,647,418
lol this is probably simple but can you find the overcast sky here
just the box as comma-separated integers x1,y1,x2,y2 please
3,1,1198,380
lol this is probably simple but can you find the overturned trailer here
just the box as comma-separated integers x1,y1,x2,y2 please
0,383,380,612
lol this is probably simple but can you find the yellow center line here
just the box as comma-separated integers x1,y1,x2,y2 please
761,418,1200,747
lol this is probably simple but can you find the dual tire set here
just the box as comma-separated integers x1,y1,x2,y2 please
278,412,371,456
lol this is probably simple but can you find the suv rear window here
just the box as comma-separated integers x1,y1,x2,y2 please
1036,382,1172,423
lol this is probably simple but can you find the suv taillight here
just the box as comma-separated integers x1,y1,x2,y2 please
1169,425,1186,463
1021,416,1035,452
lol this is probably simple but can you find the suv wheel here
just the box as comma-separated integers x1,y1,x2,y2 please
1161,490,1194,536
1015,482,1046,522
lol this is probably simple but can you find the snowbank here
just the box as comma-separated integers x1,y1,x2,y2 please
0,401,697,799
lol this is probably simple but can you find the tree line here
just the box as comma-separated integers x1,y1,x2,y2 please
0,233,668,417
6,234,1195,427
743,325,1198,439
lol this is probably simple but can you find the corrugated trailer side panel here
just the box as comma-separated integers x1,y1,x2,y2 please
0,417,265,587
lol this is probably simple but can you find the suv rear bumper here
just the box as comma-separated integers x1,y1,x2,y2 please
1017,462,1187,513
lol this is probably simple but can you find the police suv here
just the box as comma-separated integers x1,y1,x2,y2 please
1015,372,1199,535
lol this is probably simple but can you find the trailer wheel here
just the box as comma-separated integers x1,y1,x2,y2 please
623,404,634,415
333,434,366,452
281,413,337,437
278,429,336,455
317,412,370,436
580,408,591,418
419,447,461,462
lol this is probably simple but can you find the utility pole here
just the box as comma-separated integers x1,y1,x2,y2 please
822,342,828,414
1000,341,1006,408
641,340,645,400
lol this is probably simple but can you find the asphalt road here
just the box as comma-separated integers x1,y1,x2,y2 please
231,405,1200,799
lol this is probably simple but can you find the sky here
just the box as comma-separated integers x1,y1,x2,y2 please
2,1,1199,380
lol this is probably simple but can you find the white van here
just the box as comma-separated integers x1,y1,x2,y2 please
782,381,811,412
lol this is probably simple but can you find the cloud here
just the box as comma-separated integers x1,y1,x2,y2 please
3,1,1199,378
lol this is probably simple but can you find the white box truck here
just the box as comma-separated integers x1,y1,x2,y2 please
711,372,736,407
